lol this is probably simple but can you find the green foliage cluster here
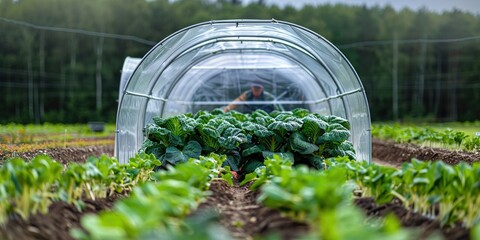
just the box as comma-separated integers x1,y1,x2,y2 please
244,155,415,240
1,0,480,123
244,154,480,238
72,153,234,240
140,108,356,174
372,123,480,152
0,153,160,224
343,158,480,228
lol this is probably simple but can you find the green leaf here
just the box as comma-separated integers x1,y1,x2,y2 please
242,145,262,157
318,128,350,144
221,172,234,186
258,184,296,209
219,127,247,149
211,108,225,115
472,221,480,240
302,115,328,139
83,162,103,179
321,115,351,130
223,151,241,171
183,140,202,159
242,159,265,174
79,213,130,239
240,171,259,186
292,108,311,118
195,124,220,151
262,151,294,164
253,127,274,138
290,131,319,155
412,177,430,185
250,109,270,118
144,124,171,145
307,155,325,170
268,117,302,134
165,147,186,165
164,141,201,165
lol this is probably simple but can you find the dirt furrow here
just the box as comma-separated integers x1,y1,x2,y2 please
196,180,309,240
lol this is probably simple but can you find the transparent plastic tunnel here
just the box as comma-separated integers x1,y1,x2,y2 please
116,19,371,164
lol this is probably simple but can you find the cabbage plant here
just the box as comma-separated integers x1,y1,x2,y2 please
140,108,356,175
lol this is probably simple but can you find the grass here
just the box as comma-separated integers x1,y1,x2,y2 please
0,123,116,144
374,121,480,137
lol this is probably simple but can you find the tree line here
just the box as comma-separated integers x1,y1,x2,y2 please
1,0,479,124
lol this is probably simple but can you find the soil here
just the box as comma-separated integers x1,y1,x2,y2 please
0,138,478,240
354,197,470,240
195,179,309,240
372,138,480,167
0,192,127,240
0,144,114,165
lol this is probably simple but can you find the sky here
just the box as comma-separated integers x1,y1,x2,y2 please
243,0,480,14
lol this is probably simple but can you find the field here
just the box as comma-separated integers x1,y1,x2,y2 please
1,113,479,240
0,123,115,164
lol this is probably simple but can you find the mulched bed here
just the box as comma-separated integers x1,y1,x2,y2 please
0,139,478,239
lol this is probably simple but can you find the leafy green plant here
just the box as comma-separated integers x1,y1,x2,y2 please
249,154,414,240
345,161,397,204
372,123,479,152
142,114,202,165
3,155,62,220
141,112,247,171
0,153,161,224
333,155,480,229
463,136,480,152
71,153,232,240
141,108,356,175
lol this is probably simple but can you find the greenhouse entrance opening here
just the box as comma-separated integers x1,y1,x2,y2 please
116,19,371,164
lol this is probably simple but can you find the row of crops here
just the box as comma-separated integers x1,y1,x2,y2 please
0,153,160,224
0,123,115,144
3,151,479,238
1,109,479,239
73,154,419,239
0,123,115,159
372,123,480,152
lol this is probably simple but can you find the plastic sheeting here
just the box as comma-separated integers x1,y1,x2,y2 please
116,19,371,164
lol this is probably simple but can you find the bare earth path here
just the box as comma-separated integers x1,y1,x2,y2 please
196,180,309,240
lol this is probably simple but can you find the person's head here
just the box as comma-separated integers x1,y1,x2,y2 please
250,80,264,98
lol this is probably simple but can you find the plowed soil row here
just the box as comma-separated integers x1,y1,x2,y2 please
372,138,480,167
0,144,114,165
354,198,469,240
196,180,309,240
0,193,126,240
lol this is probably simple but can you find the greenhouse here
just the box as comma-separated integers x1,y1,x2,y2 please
115,19,371,164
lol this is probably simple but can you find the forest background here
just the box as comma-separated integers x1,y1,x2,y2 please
1,0,479,124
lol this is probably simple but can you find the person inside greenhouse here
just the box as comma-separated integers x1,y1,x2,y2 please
224,80,277,113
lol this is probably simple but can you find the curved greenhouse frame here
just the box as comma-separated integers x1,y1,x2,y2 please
116,19,371,164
